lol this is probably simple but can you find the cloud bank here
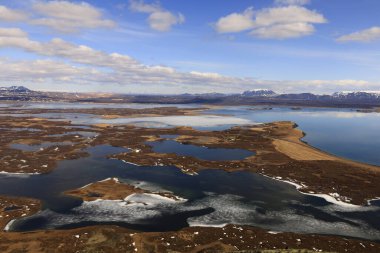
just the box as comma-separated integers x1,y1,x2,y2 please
215,5,327,39
0,2,115,33
1,27,377,94
129,0,185,32
0,5,28,22
337,27,380,43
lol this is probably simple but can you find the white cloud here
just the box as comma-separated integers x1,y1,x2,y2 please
252,6,326,39
0,57,97,84
0,28,27,37
275,0,311,6
0,28,379,94
30,1,115,33
0,5,28,22
214,6,326,39
0,28,251,91
336,27,380,43
189,71,223,79
215,7,255,33
254,6,326,27
129,0,161,13
148,11,185,32
250,22,314,39
129,0,185,32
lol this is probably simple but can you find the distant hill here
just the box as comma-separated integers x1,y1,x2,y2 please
0,86,47,101
332,91,380,101
0,86,31,93
242,89,277,97
1,86,380,107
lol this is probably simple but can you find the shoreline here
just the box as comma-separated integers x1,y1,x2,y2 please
262,174,365,208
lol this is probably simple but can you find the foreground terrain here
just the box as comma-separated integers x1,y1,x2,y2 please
0,105,379,252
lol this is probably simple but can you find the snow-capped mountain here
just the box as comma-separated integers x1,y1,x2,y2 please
0,86,31,93
242,89,277,97
332,91,380,100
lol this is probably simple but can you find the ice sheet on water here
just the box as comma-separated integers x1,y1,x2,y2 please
186,193,380,240
8,191,380,240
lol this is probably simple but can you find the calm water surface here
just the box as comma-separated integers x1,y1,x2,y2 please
0,145,379,240
206,106,380,166
1,104,380,241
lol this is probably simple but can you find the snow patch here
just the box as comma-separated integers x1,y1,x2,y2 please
4,219,16,231
0,171,40,176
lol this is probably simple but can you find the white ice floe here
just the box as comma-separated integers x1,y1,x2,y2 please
4,219,16,231
186,193,380,240
124,193,186,205
305,193,359,208
79,177,120,190
9,190,380,241
0,171,40,176
16,192,189,230
263,174,362,208
121,160,140,166
268,231,281,234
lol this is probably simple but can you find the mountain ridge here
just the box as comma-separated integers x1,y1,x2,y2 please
1,86,380,107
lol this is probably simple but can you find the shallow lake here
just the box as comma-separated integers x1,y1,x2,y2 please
1,104,380,241
0,144,379,240
206,106,380,166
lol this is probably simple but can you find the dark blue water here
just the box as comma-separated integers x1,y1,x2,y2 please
206,107,380,166
148,140,254,161
10,142,73,152
0,145,379,240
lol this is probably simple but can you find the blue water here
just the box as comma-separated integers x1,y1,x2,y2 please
10,142,73,152
0,145,379,240
206,107,380,166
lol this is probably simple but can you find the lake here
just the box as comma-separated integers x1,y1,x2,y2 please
1,103,380,241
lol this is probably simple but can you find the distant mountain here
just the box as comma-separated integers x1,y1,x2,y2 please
242,89,277,97
277,93,320,100
332,91,380,100
0,86,31,93
179,92,228,97
1,86,380,107
0,86,48,101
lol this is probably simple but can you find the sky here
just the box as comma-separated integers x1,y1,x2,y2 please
0,0,379,94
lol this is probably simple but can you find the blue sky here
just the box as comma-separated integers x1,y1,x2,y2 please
0,0,379,94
